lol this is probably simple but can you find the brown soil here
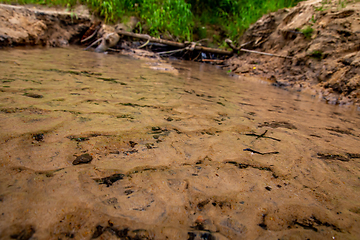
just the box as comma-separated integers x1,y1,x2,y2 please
225,0,360,106
0,4,91,47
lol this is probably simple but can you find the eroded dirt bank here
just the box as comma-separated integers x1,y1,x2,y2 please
0,4,91,47
225,0,360,106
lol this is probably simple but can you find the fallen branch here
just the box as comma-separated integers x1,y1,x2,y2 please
116,30,233,55
84,38,102,51
81,21,102,43
225,39,292,59
245,130,281,142
81,28,99,43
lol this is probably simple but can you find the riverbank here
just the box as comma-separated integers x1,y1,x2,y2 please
224,0,360,106
0,4,91,46
1,1,360,107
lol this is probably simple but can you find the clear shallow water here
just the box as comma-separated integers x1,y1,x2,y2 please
0,47,360,239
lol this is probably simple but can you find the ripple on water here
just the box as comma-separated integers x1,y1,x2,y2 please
0,47,359,239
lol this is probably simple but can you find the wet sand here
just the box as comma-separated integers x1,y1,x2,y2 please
0,47,360,239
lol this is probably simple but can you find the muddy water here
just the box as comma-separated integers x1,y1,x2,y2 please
0,47,360,240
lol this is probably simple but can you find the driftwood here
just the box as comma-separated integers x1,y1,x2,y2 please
116,30,233,55
88,29,291,59
225,39,292,59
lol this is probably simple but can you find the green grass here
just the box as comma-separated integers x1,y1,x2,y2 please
309,50,324,60
1,0,302,45
187,0,302,45
300,25,314,39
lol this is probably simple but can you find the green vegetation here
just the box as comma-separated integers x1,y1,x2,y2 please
300,25,314,39
187,0,302,44
1,0,302,44
309,50,324,60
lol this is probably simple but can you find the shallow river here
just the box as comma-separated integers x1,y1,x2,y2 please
0,47,360,239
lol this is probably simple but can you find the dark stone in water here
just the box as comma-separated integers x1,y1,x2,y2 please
317,153,349,162
111,227,129,238
258,214,268,230
92,225,105,238
24,93,43,98
123,149,138,155
94,173,125,187
151,126,161,131
347,153,360,158
124,189,134,195
129,141,137,148
187,231,215,240
70,137,89,142
72,153,93,165
32,133,44,142
10,225,35,240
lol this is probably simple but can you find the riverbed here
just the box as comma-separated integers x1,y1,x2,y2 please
0,47,360,239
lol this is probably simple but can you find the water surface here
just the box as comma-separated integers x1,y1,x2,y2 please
0,47,360,239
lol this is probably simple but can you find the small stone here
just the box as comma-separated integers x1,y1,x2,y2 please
32,133,44,142
129,141,137,148
165,117,173,121
73,153,93,165
24,93,43,98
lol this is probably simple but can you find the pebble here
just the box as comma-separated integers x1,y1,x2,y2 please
72,153,93,165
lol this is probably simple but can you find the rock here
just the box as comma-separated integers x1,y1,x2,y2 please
72,153,93,165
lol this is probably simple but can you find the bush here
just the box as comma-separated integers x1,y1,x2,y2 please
139,0,193,41
187,0,302,44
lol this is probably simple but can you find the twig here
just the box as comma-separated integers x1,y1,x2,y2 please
243,148,279,155
225,39,252,50
245,130,281,141
158,48,185,55
196,38,210,44
193,51,202,61
138,39,150,49
240,48,292,59
225,39,292,59
107,48,121,52
84,38,102,51
81,28,99,43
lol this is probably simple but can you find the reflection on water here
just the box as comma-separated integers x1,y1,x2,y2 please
0,47,359,239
